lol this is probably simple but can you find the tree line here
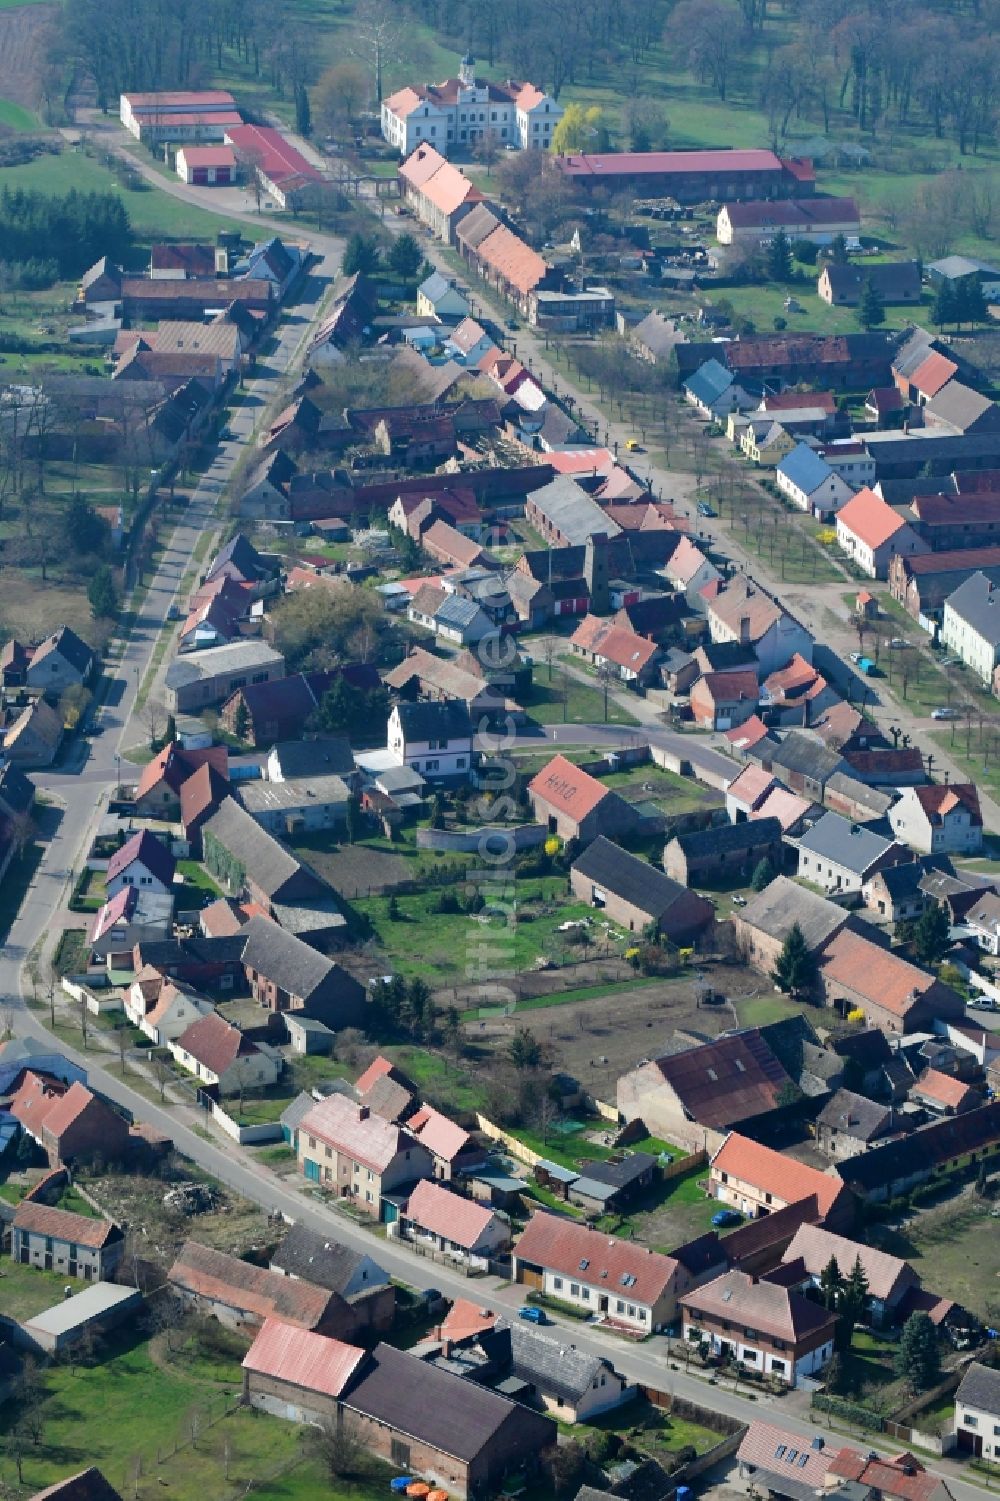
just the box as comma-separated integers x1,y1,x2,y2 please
0,187,131,280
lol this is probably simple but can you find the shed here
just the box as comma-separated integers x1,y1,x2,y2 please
21,1283,142,1354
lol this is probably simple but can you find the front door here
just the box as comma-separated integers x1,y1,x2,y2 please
599,1295,609,1313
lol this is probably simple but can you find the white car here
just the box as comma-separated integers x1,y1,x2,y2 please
970,996,999,1011
931,707,961,720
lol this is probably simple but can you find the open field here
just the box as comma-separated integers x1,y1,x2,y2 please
523,667,642,727
354,875,630,982
0,1259,87,1320
599,764,723,819
871,1186,1000,1324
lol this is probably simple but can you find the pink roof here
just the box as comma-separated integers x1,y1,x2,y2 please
753,787,812,832
547,449,616,476
726,765,776,810
242,1318,365,1397
138,110,242,127
836,487,906,551
555,147,785,178
724,714,770,750
914,1068,977,1110
125,90,235,107
409,1104,470,1163
299,1093,416,1175
420,161,482,217
399,143,449,189
178,145,236,167
438,1298,498,1342
668,534,711,585
593,626,659,673
354,1055,395,1094
738,1420,832,1488
405,1179,497,1250
910,350,958,398
476,224,549,296
223,125,323,186
89,886,135,943
38,1081,98,1140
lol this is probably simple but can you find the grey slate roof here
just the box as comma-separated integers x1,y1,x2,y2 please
571,837,694,921
871,862,924,900
672,816,782,859
945,570,1000,648
528,475,622,546
927,381,999,434
240,917,357,1012
269,736,355,778
279,1091,315,1134
271,1223,387,1295
202,797,326,901
344,1342,548,1460
797,810,898,876
495,1318,621,1404
767,733,846,783
956,1361,1000,1417
165,640,284,691
815,1088,893,1143
737,875,849,951
394,699,473,742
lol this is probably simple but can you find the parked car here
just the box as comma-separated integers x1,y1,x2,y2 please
931,706,960,720
889,637,909,649
711,1209,743,1228
970,996,999,1011
697,501,717,517
519,1305,548,1324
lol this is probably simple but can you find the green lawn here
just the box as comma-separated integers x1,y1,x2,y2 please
0,1259,87,1321
0,150,249,245
354,877,629,981
522,667,641,727
0,97,37,129
175,860,222,897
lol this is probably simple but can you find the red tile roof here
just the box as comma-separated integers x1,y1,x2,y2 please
711,1133,847,1219
13,1200,118,1250
178,145,237,168
242,1317,365,1395
438,1298,498,1343
223,125,323,187
593,626,659,673
737,1420,832,1488
528,754,609,821
476,224,549,296
516,1213,678,1306
174,1012,256,1075
420,161,483,218
836,487,907,550
40,1081,106,1141
726,765,776,810
405,1179,498,1250
299,1093,419,1175
698,668,759,705
910,351,958,399
724,714,770,750
914,1068,978,1111
826,1449,946,1501
819,928,943,1019
910,783,982,827
179,763,230,831
399,143,449,189
409,1104,470,1162
170,1241,339,1330
354,1055,394,1094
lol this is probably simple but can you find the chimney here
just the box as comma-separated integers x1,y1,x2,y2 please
739,614,751,644
215,246,229,277
358,1104,370,1121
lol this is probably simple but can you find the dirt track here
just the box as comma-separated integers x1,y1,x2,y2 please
0,4,57,111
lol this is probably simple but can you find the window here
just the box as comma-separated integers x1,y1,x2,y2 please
570,1282,580,1297
426,759,439,772
456,757,467,768
966,1416,979,1428
553,1277,563,1290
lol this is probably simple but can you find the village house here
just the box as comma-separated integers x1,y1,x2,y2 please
834,1101,1000,1203
104,830,176,900
818,261,922,307
797,811,910,896
513,1211,690,1332
889,783,983,855
168,1011,280,1096
165,641,286,714
814,1090,901,1161
240,918,365,1029
889,547,1000,622
200,796,341,933
964,891,1000,955
781,1224,919,1327
737,1419,836,1499
398,145,484,242
618,1030,797,1156
835,488,930,579
397,1178,510,1265
408,1104,481,1181
683,357,749,421
708,579,812,676
4,699,63,767
663,534,722,598
24,627,94,694
734,876,852,977
681,1269,837,1387
726,765,778,822
942,571,1000,684
664,818,783,888
407,586,494,647
246,1328,556,1500
170,1241,359,1337
383,699,475,784
691,669,760,731
131,742,229,818
527,755,643,844
416,271,469,322
489,1318,633,1424
124,969,214,1044
911,1068,980,1117
740,417,798,468
818,927,965,1032
12,1200,125,1282
296,1094,434,1217
570,836,714,941
709,1132,855,1230
862,862,928,926
717,196,860,246
270,1224,395,1334
776,444,855,519
955,1362,1000,1460
88,886,174,963
10,1076,130,1167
